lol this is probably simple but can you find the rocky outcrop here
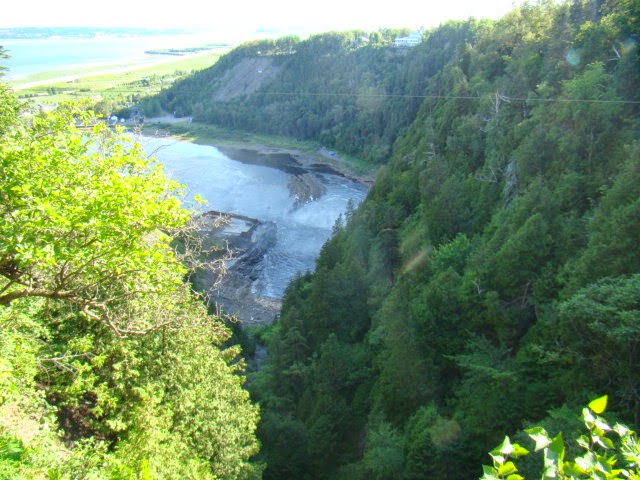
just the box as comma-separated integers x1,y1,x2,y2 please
193,211,281,324
232,221,277,280
288,173,327,208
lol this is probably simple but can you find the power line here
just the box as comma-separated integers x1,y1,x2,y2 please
260,91,640,104
17,87,640,105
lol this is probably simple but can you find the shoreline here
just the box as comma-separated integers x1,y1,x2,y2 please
143,118,377,185
10,49,225,90
142,118,373,325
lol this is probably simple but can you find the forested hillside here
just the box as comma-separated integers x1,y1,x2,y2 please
156,0,640,478
0,78,261,477
3,0,637,477
157,27,451,163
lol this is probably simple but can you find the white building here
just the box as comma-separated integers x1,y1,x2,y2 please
394,31,423,48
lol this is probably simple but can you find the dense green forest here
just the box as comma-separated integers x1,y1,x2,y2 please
3,0,640,477
156,27,425,163
0,70,261,476
159,0,640,478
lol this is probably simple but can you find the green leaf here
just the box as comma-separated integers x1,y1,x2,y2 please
481,465,499,480
594,417,612,433
511,443,530,459
549,433,565,460
577,434,591,450
583,407,596,424
193,194,207,205
613,423,632,437
575,451,597,471
589,395,608,414
526,426,552,452
498,461,518,476
594,435,615,450
0,436,24,461
492,436,515,457
564,461,588,477
594,456,615,474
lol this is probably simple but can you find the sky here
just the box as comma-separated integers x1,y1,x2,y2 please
2,0,523,37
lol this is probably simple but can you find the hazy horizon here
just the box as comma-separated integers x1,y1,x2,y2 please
2,0,524,38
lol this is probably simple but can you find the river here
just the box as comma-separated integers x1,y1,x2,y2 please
1,29,369,323
142,135,368,322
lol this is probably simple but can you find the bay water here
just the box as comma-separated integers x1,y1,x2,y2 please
1,31,226,80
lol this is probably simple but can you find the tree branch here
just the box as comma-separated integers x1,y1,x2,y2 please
0,288,76,306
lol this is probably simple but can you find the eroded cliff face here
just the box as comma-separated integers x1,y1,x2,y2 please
210,57,282,102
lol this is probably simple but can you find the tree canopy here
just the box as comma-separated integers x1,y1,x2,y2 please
4,0,639,476
0,88,261,478
239,0,640,478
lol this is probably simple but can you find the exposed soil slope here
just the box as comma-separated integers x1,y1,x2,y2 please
211,57,281,102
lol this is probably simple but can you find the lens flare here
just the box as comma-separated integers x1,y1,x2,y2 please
566,49,580,66
621,37,638,55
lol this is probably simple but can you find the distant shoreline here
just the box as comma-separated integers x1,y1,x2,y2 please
10,48,223,90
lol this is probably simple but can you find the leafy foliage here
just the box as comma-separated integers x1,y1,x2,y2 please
158,27,473,164
0,87,260,478
240,0,640,478
482,396,640,480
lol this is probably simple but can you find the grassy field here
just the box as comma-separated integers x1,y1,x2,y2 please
10,48,228,105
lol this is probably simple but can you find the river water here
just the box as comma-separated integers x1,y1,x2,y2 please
142,136,368,300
